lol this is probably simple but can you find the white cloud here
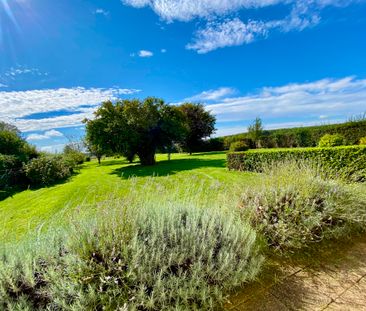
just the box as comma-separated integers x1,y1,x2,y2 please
161,48,167,53
0,87,141,132
123,0,282,22
0,83,7,88
27,129,64,141
95,8,109,16
123,0,359,53
138,50,154,57
186,19,268,53
186,87,237,101
204,77,366,122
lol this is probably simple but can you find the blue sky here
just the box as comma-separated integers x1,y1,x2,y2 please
0,0,366,152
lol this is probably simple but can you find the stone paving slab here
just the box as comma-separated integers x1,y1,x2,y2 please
226,235,366,311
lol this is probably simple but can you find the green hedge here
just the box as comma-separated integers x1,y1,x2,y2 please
227,146,366,181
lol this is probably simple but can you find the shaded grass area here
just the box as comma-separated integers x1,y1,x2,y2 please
0,152,255,242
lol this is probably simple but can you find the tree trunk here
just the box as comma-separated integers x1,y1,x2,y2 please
97,155,101,164
138,151,156,166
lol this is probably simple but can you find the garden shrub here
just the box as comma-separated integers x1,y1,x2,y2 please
360,136,366,145
23,156,73,187
227,146,366,182
0,202,263,310
239,161,366,251
230,141,249,152
318,134,345,147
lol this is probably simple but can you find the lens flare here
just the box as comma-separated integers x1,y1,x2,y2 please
0,0,20,29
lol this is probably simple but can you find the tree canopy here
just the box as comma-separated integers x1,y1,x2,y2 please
178,103,216,154
84,98,187,165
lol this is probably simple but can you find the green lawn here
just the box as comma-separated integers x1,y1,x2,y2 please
0,152,255,242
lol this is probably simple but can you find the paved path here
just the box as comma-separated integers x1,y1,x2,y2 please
226,235,366,310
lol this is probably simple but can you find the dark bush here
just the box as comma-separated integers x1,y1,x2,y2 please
23,156,73,187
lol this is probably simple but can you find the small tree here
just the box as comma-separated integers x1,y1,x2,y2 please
248,117,263,148
178,103,216,154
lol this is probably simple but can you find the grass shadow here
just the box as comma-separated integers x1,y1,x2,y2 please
111,157,227,179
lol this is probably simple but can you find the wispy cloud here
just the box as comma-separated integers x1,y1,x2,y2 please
26,129,64,141
186,87,237,101
0,87,141,132
123,0,359,53
138,50,154,57
186,19,268,54
204,77,366,122
2,66,48,80
0,65,49,86
95,8,109,16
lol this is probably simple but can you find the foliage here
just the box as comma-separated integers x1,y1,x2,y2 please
227,146,366,182
63,142,86,166
0,200,263,310
318,134,345,147
230,141,249,152
359,136,366,145
23,155,73,187
0,123,38,194
247,117,263,148
84,98,186,165
239,161,366,251
178,103,216,154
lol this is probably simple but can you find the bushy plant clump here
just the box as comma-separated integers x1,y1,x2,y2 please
239,161,366,251
227,145,366,182
318,134,345,147
360,136,366,145
0,125,38,194
0,202,263,310
23,155,73,187
230,141,249,152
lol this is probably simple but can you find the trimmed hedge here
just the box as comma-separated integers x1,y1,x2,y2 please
227,146,366,182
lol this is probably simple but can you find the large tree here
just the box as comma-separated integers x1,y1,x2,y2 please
84,98,185,165
178,103,216,154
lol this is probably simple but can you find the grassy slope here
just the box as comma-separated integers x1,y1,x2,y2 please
0,152,255,242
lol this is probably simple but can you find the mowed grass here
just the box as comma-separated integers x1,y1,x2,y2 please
0,152,256,242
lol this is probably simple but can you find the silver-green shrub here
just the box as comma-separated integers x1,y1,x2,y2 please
0,200,263,310
240,160,366,251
